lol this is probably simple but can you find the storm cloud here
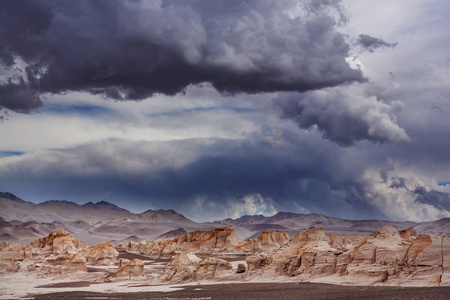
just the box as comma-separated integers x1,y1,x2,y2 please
1,134,449,222
1,0,450,223
0,0,363,113
0,136,384,220
357,34,398,52
273,87,409,146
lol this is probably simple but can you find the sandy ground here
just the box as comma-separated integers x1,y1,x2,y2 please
30,282,450,300
1,251,448,299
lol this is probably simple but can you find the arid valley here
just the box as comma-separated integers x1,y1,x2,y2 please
1,192,449,299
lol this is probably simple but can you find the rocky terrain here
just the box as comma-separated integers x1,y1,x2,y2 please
1,191,450,298
0,223,449,298
118,225,450,286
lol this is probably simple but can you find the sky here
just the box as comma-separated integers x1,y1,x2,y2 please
0,0,450,222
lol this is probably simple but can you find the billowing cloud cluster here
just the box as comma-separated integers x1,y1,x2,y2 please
0,0,363,113
273,87,409,146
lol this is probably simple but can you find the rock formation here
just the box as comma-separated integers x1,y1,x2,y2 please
240,230,290,252
0,226,448,287
242,226,450,286
0,230,118,275
104,259,145,282
117,226,241,259
160,252,238,283
76,241,119,265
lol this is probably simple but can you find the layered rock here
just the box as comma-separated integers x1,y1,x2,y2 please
104,259,145,282
240,231,290,252
160,252,201,283
62,252,87,272
118,238,175,259
76,241,119,265
118,226,240,259
0,230,118,275
160,252,238,283
243,226,450,286
28,230,83,266
175,226,239,251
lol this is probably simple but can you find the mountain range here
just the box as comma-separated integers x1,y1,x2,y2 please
1,192,449,245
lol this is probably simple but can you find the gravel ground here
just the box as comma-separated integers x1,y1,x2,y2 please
32,282,450,300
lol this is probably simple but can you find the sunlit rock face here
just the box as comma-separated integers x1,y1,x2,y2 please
117,226,241,259
240,230,291,252
0,226,448,287
0,230,119,275
241,226,449,286
104,259,145,282
76,241,119,265
116,225,449,286
174,226,240,251
160,252,238,284
64,252,87,272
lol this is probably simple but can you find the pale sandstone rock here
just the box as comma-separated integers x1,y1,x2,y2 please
161,253,238,283
62,252,87,272
242,225,450,287
241,230,291,253
76,241,119,265
195,257,235,281
118,226,241,259
104,259,145,282
175,226,239,251
160,252,201,283
399,227,418,241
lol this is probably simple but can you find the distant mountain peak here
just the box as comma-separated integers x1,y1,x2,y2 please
82,200,130,212
0,192,25,203
39,200,79,207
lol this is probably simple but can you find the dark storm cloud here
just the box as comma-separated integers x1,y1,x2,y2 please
0,0,364,113
357,34,398,53
389,176,407,189
0,136,387,221
413,186,450,211
0,78,43,113
273,88,409,146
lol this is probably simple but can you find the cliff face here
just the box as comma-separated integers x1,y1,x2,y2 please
243,226,450,286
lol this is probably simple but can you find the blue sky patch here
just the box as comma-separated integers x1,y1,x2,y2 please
42,104,113,116
0,151,25,158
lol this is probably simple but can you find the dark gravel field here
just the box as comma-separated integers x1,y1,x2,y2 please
31,282,450,300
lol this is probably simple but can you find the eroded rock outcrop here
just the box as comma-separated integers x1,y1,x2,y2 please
243,226,450,286
160,252,238,283
0,230,85,271
160,252,201,283
76,241,119,265
104,259,145,282
118,226,241,259
0,230,119,275
240,231,290,252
